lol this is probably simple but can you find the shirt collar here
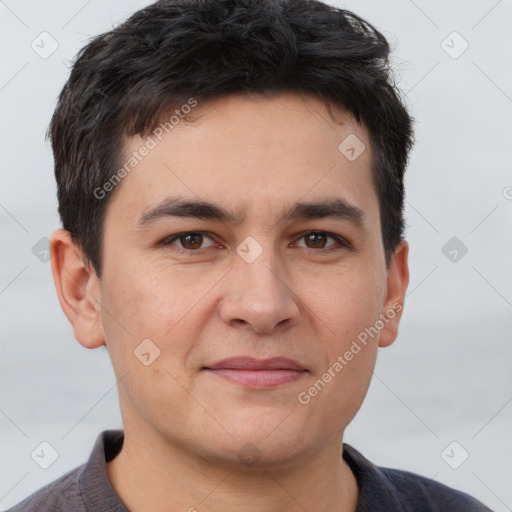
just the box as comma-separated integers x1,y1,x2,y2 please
79,429,129,512
78,429,400,512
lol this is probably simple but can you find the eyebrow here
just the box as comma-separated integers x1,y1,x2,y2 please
136,196,366,229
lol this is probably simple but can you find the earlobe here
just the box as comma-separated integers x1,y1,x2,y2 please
378,239,409,348
50,229,105,349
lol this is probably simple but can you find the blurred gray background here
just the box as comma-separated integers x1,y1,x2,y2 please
1,0,511,510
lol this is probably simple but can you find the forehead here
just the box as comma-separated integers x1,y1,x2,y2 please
107,92,377,228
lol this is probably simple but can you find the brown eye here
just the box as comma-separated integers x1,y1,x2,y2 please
179,233,203,250
163,232,216,252
304,232,328,249
295,231,346,250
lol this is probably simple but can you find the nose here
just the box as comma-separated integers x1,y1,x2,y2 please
218,248,301,335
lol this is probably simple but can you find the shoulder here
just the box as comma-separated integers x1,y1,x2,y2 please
5,465,86,512
379,465,492,511
343,444,492,512
5,430,125,512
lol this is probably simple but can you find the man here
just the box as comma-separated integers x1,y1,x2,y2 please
8,0,492,510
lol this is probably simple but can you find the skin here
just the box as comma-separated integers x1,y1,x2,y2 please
50,91,409,512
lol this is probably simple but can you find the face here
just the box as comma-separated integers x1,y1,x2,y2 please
66,92,408,467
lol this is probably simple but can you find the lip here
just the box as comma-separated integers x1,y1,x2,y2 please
203,357,308,388
205,357,306,371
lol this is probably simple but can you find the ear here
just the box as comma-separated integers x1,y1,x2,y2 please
50,229,105,349
378,239,409,348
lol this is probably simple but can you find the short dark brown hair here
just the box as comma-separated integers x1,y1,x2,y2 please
49,0,414,277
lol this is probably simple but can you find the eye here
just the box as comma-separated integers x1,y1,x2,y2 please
161,230,351,254
294,231,349,251
162,232,217,252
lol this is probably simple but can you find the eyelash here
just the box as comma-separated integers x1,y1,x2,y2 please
160,231,351,254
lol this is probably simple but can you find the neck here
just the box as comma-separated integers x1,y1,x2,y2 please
106,426,359,512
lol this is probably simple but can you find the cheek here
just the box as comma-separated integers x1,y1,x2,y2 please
99,262,205,432
101,257,201,338
308,262,385,339
297,265,383,412
99,257,221,385
298,319,379,438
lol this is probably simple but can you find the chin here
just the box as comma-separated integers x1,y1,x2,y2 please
213,413,313,461
229,405,301,439
201,434,313,471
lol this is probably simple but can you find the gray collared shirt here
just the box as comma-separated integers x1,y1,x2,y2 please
6,430,493,511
